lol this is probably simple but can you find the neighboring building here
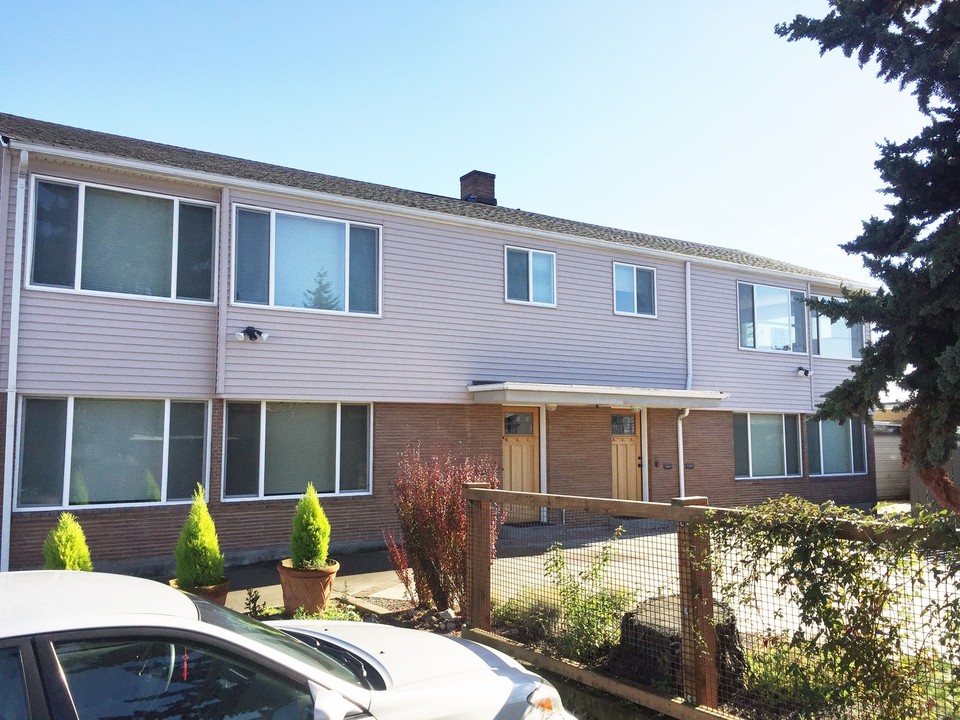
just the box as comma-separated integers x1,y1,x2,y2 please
0,113,877,571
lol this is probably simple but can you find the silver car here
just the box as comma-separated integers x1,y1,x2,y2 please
0,571,575,720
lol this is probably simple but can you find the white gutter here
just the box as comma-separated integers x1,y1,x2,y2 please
8,140,875,292
1,149,27,571
806,281,816,410
685,261,693,390
677,408,690,498
216,188,230,396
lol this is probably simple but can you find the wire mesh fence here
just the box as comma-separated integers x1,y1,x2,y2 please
463,488,960,720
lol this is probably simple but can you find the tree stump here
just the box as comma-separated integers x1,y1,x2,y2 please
607,595,746,703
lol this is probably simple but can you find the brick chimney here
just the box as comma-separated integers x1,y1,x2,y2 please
460,170,497,206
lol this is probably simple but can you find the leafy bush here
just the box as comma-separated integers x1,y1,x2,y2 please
293,602,362,622
174,485,224,588
492,588,561,645
291,482,331,570
710,496,960,720
543,527,633,664
384,446,502,611
43,512,93,571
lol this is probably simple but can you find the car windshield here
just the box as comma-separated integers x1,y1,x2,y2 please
190,596,369,688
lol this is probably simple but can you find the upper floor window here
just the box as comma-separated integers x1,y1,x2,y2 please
234,207,380,314
30,178,216,302
17,397,208,509
811,299,865,359
738,282,806,353
224,401,371,498
734,412,802,479
505,246,555,306
808,417,867,475
613,262,656,317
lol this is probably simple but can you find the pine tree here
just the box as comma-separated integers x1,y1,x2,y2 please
776,2,960,510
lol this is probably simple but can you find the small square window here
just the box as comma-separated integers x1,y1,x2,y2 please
613,263,656,317
505,247,555,306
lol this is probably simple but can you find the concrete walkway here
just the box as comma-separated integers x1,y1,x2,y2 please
222,550,411,614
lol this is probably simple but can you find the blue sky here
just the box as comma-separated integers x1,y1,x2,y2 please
1,1,925,285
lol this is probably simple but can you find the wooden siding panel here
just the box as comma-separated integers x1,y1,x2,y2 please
17,292,217,396
223,194,691,402
690,265,820,412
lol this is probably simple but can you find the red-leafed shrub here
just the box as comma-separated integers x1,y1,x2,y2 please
384,446,503,611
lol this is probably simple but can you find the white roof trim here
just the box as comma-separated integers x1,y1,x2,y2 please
468,382,728,409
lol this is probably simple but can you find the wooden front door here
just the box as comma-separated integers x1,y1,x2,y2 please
612,412,642,501
502,407,540,521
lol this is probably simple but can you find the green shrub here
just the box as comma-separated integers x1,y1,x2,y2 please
174,485,224,588
492,588,561,645
543,527,634,664
291,482,331,570
42,512,93,571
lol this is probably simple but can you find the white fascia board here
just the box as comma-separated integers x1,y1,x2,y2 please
468,382,728,409
10,141,876,292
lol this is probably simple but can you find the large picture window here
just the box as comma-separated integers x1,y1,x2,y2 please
734,413,802,479
224,402,371,498
738,282,807,353
613,262,656,317
808,417,867,475
811,299,866,359
234,207,380,314
30,178,216,301
16,397,208,508
505,246,556,306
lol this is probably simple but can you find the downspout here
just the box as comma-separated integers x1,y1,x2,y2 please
1,148,27,571
677,407,690,498
685,261,693,390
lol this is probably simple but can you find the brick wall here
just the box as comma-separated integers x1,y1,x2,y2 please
545,406,611,497
7,402,502,571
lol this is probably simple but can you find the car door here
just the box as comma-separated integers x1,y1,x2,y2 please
33,630,317,720
0,640,49,720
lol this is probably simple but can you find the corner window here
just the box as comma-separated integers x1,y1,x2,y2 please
808,417,867,475
505,247,555,306
613,262,656,317
234,207,380,314
30,178,216,301
734,413,802,479
16,397,208,508
738,282,807,353
224,402,371,498
811,299,865,359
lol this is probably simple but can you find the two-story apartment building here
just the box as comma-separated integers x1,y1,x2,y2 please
0,113,876,571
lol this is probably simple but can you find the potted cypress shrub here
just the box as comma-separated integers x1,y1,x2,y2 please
170,485,229,605
277,482,339,614
43,512,93,571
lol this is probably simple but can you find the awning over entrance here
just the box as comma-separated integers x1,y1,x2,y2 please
467,382,728,409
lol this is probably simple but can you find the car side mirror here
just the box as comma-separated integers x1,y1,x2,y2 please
311,686,351,720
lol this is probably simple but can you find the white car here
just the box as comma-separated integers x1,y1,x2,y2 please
0,571,575,720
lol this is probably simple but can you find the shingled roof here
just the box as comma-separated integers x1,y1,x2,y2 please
0,112,854,283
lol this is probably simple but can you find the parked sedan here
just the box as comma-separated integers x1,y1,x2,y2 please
0,571,575,720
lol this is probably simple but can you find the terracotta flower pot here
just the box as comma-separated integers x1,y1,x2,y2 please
168,577,230,606
277,558,340,614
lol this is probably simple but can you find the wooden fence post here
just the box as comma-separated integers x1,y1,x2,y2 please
464,482,492,631
672,496,719,709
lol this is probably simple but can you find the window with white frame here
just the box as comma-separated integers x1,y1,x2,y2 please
16,397,208,508
808,417,867,475
30,178,216,301
613,262,656,316
738,282,807,353
505,246,556,305
733,413,802,478
224,402,371,498
811,299,866,359
234,207,380,314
